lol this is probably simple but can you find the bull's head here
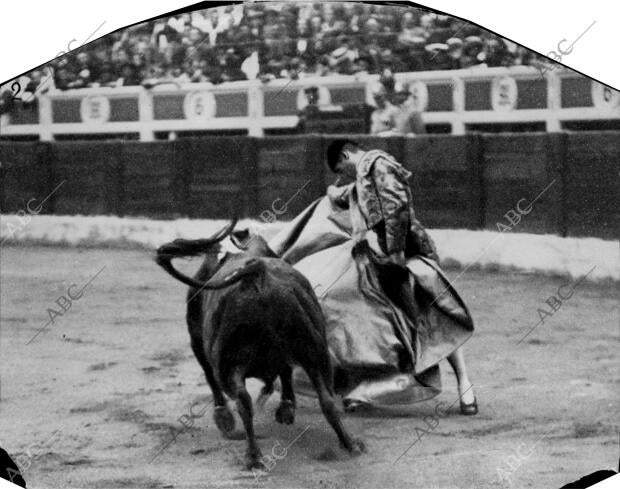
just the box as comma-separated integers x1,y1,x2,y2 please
156,219,237,288
230,228,277,258
156,219,278,290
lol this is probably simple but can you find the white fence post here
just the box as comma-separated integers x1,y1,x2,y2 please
138,88,155,141
452,75,466,135
546,71,561,132
38,94,53,141
247,80,264,137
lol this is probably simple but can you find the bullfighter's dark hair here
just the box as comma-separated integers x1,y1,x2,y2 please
326,139,360,172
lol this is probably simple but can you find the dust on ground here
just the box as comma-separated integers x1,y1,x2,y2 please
1,246,618,488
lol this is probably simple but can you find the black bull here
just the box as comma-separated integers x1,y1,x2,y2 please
155,220,364,469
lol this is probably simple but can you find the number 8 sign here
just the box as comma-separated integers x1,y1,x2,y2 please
491,76,518,112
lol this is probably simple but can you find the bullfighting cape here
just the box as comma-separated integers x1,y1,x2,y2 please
269,196,474,405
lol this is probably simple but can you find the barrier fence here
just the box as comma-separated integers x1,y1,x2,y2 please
2,66,620,139
0,132,618,240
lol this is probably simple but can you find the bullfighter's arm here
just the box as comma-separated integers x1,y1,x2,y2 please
371,159,411,255
327,182,354,209
409,215,439,262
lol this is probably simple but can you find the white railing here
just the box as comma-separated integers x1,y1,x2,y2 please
1,66,618,140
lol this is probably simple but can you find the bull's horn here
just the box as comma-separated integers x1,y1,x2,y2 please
210,217,238,243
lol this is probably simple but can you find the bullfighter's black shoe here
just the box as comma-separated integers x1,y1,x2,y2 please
460,396,478,415
343,398,369,413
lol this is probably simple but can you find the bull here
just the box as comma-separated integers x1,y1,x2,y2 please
155,220,364,469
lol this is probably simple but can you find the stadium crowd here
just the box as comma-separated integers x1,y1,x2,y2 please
18,2,541,94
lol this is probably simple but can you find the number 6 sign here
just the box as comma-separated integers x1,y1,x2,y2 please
183,90,217,120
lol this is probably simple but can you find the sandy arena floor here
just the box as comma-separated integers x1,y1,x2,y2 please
0,246,618,488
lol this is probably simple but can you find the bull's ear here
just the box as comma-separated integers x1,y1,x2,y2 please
231,229,250,249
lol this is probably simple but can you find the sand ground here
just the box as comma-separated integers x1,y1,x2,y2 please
0,246,618,488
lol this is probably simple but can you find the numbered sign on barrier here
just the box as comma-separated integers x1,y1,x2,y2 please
80,95,110,123
591,82,620,110
491,76,518,112
408,81,429,112
183,90,217,120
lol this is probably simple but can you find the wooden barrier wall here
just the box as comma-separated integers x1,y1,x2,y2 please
0,133,618,239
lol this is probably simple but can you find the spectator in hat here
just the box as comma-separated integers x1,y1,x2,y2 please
445,37,464,69
484,37,512,67
392,82,426,135
462,35,486,68
425,42,451,70
369,82,398,135
314,55,333,76
398,13,426,47
330,36,357,74
351,55,371,76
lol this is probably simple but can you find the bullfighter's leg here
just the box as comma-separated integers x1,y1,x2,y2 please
275,365,295,425
190,340,235,434
447,346,478,415
230,367,263,470
305,367,365,455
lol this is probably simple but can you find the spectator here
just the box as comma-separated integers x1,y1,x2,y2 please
329,36,357,74
369,82,398,135
425,43,452,70
314,55,333,76
391,82,426,136
28,3,537,91
462,36,487,68
119,62,142,86
445,37,464,69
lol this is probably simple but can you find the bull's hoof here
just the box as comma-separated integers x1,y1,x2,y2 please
343,438,366,456
244,449,263,470
214,405,235,435
275,400,295,425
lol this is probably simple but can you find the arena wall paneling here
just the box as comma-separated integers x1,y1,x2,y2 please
263,89,298,117
153,95,185,120
51,99,81,123
402,135,477,229
516,79,547,110
564,131,620,240
561,76,593,108
481,133,562,235
121,141,183,218
7,102,39,125
185,136,250,219
2,133,618,240
256,136,322,220
0,142,51,213
50,141,123,215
